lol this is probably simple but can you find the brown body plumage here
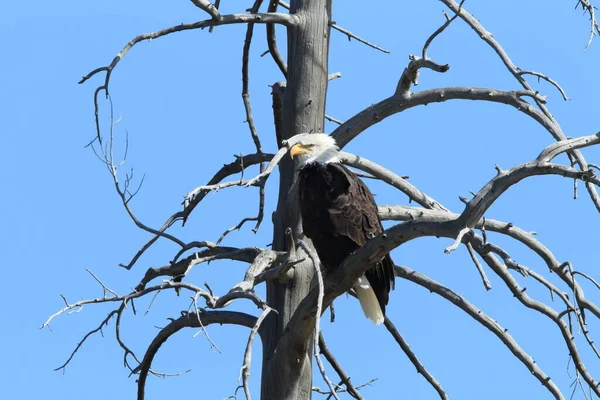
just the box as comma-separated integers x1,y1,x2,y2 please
289,133,395,324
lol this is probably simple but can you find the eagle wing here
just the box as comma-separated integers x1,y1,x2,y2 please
326,164,396,312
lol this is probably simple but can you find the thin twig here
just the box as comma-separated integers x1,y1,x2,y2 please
465,243,492,290
422,0,465,59
325,115,343,125
518,70,569,100
329,22,390,54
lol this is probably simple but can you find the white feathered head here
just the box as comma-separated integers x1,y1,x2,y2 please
286,133,339,168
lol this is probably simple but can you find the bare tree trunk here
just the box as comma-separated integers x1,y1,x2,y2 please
260,1,332,399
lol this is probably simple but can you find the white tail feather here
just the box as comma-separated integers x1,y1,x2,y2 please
354,275,384,325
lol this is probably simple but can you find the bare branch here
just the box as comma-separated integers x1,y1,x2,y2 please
79,12,296,85
267,0,288,76
121,152,272,270
208,0,221,33
439,0,600,210
459,160,600,229
90,95,187,253
471,239,599,397
378,204,600,391
281,178,600,394
42,280,211,330
278,0,389,53
53,310,118,372
329,22,390,54
465,242,492,291
244,145,289,187
86,268,119,298
325,115,343,125
137,310,258,400
313,379,377,398
395,55,450,96
394,265,565,399
190,0,221,20
339,152,448,211
242,1,266,158
383,316,448,400
378,204,600,321
232,238,302,292
135,246,262,291
518,70,569,100
536,132,600,163
236,1,268,241
575,0,600,48
216,216,259,245
331,87,549,149
241,307,272,400
318,332,365,400
183,153,273,216
422,0,465,59
444,227,471,253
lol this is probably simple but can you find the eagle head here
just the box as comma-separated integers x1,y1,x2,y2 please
287,133,340,168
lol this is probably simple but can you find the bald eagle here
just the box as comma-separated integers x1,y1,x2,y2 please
288,133,395,325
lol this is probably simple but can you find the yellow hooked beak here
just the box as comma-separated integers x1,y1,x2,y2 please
289,144,310,159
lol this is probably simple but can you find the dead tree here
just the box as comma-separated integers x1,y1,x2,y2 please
43,1,600,399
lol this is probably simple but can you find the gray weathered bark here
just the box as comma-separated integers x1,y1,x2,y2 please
260,1,332,399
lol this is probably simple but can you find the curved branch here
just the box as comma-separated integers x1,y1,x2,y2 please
459,162,600,229
339,151,447,211
79,12,296,86
518,70,569,101
241,307,272,400
422,0,465,60
537,132,600,163
137,310,258,400
438,0,554,120
395,56,450,97
331,87,548,149
135,246,262,291
576,0,600,48
79,13,294,171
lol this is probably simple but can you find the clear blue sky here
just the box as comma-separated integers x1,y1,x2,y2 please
3,1,600,399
